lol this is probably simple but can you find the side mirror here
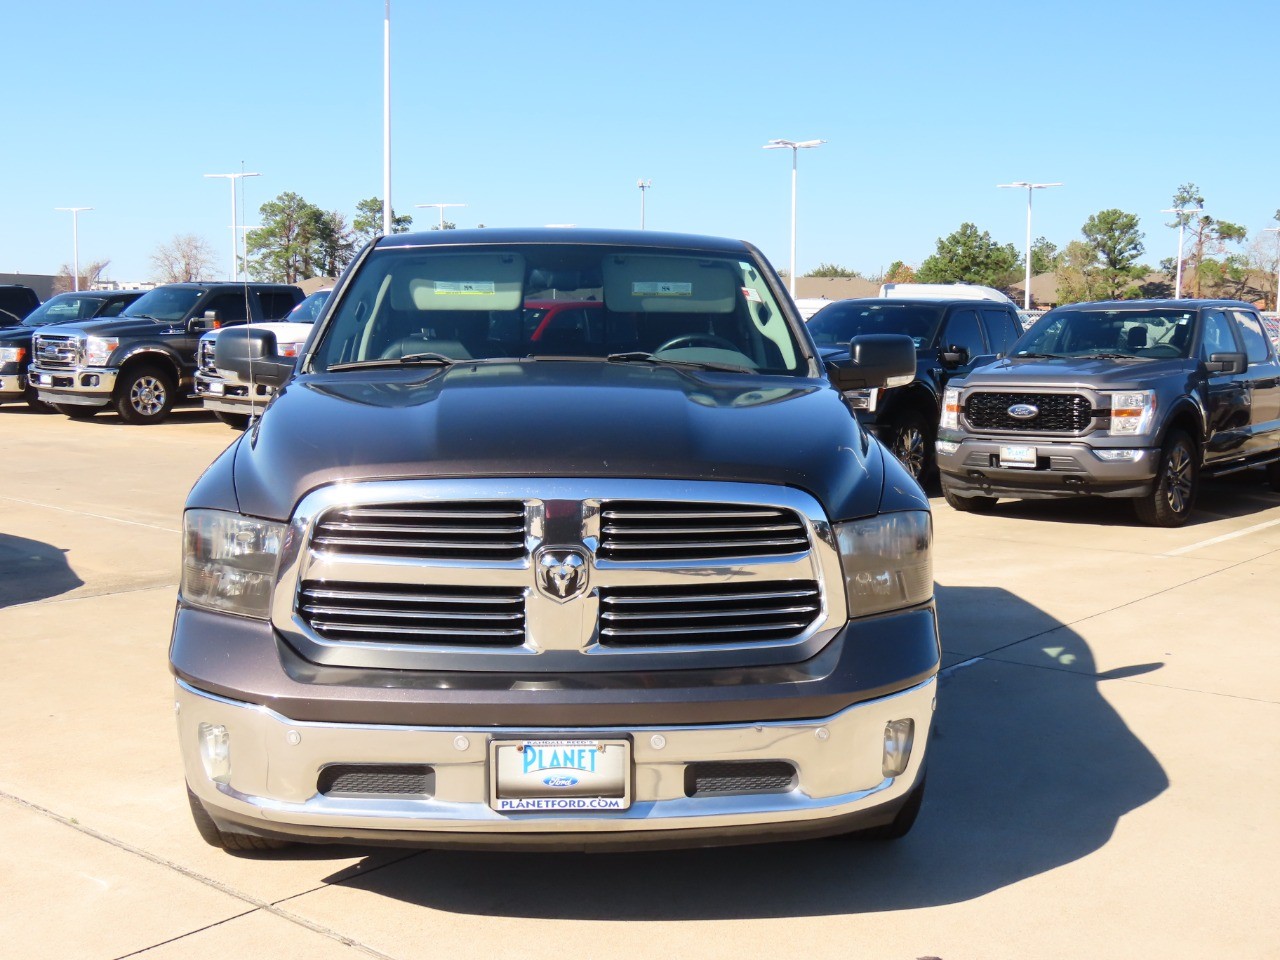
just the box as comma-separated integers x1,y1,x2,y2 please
939,344,971,368
214,327,295,389
828,334,916,391
189,310,221,333
1206,352,1246,375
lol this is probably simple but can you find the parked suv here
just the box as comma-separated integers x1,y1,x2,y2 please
0,290,145,410
937,299,1280,525
0,284,40,325
29,282,302,424
174,228,939,852
808,297,1023,480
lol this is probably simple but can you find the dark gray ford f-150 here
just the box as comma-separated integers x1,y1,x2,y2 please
172,228,939,852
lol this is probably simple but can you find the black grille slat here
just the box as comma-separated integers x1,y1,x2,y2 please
965,392,1093,433
685,761,797,797
599,501,809,561
313,501,525,561
599,580,820,646
318,764,434,796
298,581,525,645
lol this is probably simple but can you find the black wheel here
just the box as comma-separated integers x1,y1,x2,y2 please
215,412,251,430
52,402,98,420
186,787,290,852
115,365,176,425
1266,461,1280,493
942,484,998,513
1134,429,1198,527
885,410,934,482
25,390,54,413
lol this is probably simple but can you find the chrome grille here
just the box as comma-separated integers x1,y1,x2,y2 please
198,338,217,374
598,581,820,646
598,501,809,561
965,392,1093,432
298,581,525,645
34,334,82,369
312,501,526,561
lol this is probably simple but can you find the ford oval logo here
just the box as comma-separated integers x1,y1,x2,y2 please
543,775,579,788
1008,403,1039,420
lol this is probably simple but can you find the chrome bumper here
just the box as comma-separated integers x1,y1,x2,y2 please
937,438,1159,497
29,364,117,405
0,373,25,398
195,372,269,415
177,677,935,845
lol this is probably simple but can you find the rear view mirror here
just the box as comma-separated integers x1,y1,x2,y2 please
214,327,295,389
1205,352,1246,375
828,334,916,391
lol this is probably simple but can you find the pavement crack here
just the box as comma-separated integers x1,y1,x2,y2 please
0,790,402,960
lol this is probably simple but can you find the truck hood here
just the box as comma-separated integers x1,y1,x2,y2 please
201,321,314,345
229,361,888,523
0,325,36,345
961,355,1195,389
43,317,174,339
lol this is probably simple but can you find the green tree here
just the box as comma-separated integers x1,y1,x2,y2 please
804,262,862,278
247,192,326,282
1081,209,1145,298
1030,237,1059,275
351,197,413,250
883,260,916,284
313,210,355,278
916,223,1020,288
431,220,458,231
1165,183,1246,296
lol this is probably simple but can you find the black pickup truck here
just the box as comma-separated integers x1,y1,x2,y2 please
29,281,302,424
173,228,940,853
937,299,1280,525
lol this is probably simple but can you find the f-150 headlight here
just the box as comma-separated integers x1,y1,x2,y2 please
84,336,119,366
1105,390,1156,436
834,510,933,617
940,388,961,430
0,346,25,363
180,509,285,619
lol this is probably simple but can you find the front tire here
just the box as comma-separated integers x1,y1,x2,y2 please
115,365,176,425
885,410,934,482
52,402,97,420
942,484,998,513
215,411,251,430
186,787,290,852
1266,460,1280,493
1134,429,1198,527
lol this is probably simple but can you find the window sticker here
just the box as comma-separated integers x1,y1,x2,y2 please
434,280,496,295
742,286,763,303
632,281,692,297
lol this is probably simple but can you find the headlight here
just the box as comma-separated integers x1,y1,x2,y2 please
940,388,961,430
1106,390,1156,436
84,336,119,366
834,510,933,617
180,509,285,619
0,346,25,363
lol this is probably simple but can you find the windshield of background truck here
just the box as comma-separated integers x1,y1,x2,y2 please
1015,308,1196,359
288,290,330,323
120,287,203,322
807,302,942,350
20,293,107,326
310,245,806,374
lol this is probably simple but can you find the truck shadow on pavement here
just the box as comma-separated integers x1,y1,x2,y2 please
323,584,1169,918
0,533,83,607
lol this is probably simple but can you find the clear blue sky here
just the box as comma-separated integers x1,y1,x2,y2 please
3,0,1278,283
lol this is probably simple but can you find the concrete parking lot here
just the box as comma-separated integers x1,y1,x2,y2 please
1,405,1277,960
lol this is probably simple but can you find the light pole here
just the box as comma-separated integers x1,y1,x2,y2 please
54,207,92,291
415,202,466,229
1161,204,1206,300
997,182,1062,311
204,172,261,280
383,0,392,235
1265,226,1280,311
637,179,652,229
763,138,825,297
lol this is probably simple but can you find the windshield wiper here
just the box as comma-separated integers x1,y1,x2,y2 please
1013,351,1066,359
605,351,754,374
325,352,458,372
1076,352,1138,360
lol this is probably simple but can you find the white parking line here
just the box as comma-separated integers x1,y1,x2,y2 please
0,495,179,533
1162,518,1280,557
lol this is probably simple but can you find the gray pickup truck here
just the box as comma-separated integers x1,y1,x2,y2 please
937,298,1280,525
171,228,940,852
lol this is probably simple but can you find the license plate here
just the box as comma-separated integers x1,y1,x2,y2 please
999,444,1038,468
489,738,631,812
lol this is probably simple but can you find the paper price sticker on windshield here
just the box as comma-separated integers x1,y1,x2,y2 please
633,281,692,297
742,286,762,303
434,280,495,295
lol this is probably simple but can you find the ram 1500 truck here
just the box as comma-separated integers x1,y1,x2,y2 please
173,228,939,852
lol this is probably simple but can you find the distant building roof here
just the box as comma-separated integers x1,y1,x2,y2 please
0,273,57,300
793,276,882,301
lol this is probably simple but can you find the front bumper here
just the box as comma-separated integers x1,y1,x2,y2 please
195,372,271,415
0,372,26,400
937,437,1158,499
178,676,935,850
29,364,117,407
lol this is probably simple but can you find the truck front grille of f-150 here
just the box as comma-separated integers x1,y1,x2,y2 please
312,501,526,561
964,392,1093,433
598,501,809,561
298,581,526,645
33,334,82,369
598,580,821,646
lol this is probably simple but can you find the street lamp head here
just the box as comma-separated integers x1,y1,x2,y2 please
998,182,1062,190
637,179,652,189
763,138,826,150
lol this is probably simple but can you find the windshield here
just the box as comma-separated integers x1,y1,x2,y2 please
288,290,330,323
807,301,942,350
21,293,107,327
120,287,203,322
310,245,807,375
1015,308,1196,359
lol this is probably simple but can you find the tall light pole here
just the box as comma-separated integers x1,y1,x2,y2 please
1161,205,1206,300
1265,226,1280,311
54,207,92,291
763,138,825,297
415,202,466,229
204,172,261,280
637,179,652,229
383,0,392,235
998,181,1062,311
